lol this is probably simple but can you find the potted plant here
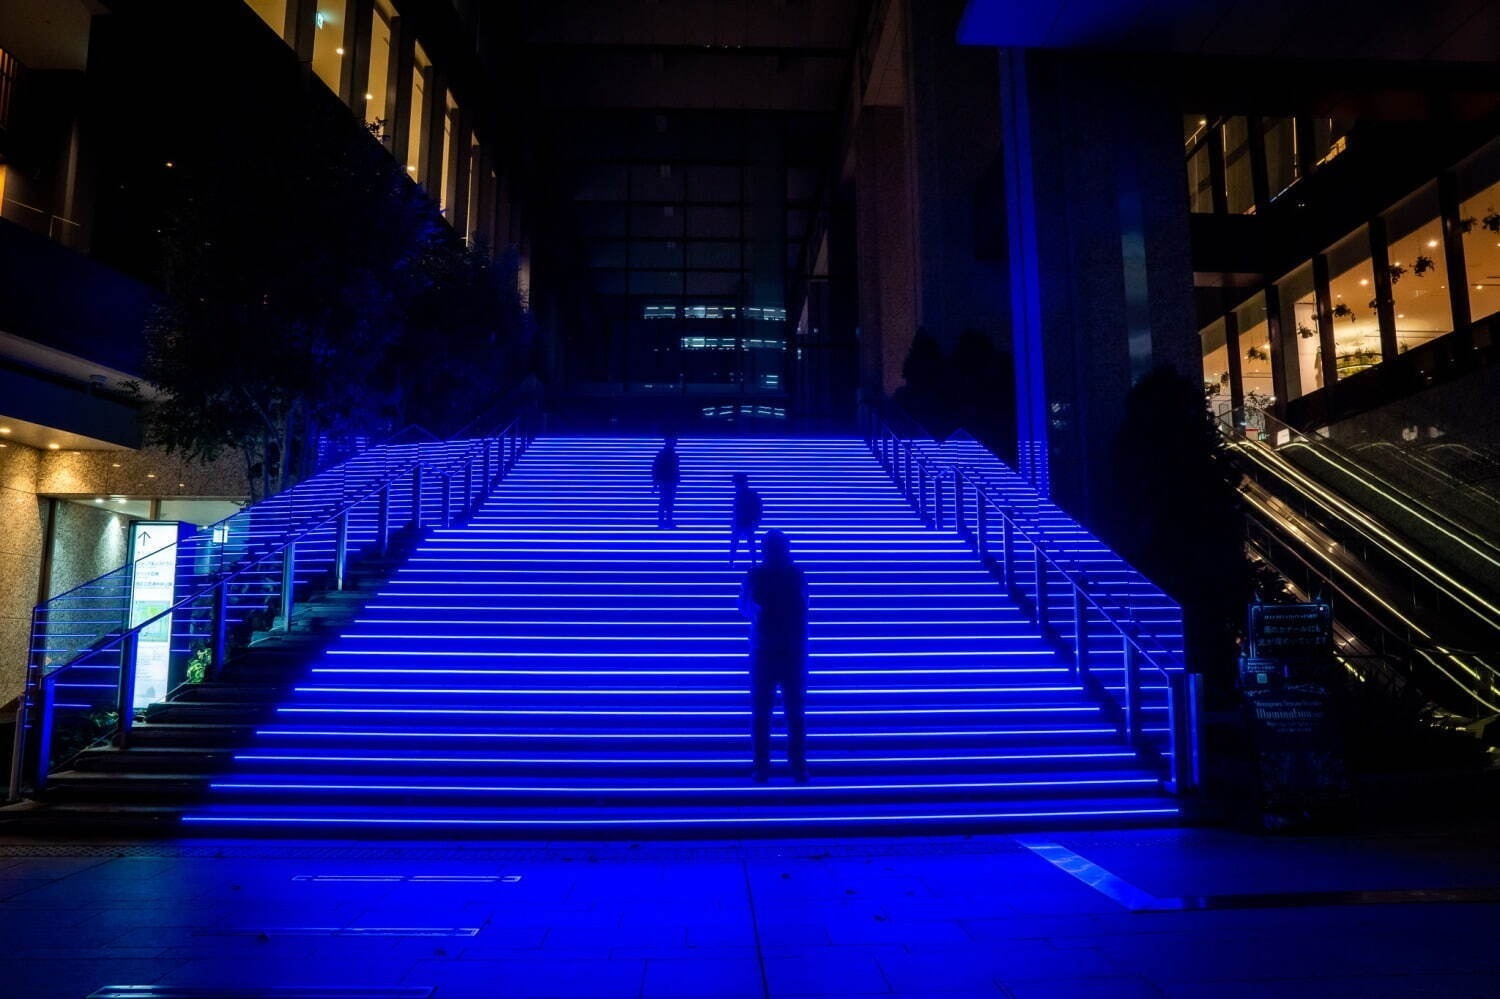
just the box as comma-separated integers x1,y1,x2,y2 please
1246,345,1269,362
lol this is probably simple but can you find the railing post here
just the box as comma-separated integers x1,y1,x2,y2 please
8,669,30,801
933,473,945,530
333,509,349,592
1034,546,1050,636
954,473,968,541
482,441,493,492
1000,515,1015,594
410,464,424,530
465,458,476,514
1122,637,1141,743
1072,584,1088,676
211,580,229,673
902,442,914,504
31,674,55,792
279,542,296,630
441,474,453,528
117,631,139,749
976,497,989,559
918,465,929,526
377,483,391,555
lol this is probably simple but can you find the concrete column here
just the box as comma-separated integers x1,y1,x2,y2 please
902,0,1006,352
387,15,415,161
853,107,918,398
996,48,1196,517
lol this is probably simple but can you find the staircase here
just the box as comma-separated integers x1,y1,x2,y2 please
177,436,1180,834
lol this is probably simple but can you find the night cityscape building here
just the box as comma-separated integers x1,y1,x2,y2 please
0,1,1497,994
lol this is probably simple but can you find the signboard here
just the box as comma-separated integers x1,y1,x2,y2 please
1243,683,1350,830
128,521,181,711
1246,602,1332,664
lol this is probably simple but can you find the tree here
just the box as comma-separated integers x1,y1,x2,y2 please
1103,365,1250,692
136,92,527,500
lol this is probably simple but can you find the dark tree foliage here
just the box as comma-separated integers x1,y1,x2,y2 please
139,102,523,500
893,327,1016,463
1103,366,1250,692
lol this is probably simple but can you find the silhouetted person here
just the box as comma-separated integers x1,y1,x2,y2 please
652,435,680,528
729,473,763,566
739,529,810,783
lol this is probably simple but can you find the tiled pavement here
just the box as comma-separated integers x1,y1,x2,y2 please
2,823,1499,998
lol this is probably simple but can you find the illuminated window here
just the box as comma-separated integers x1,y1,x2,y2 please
1186,143,1213,213
310,1,347,94
243,0,288,39
1222,117,1254,214
1262,117,1298,201
1200,318,1231,416
1383,184,1452,355
1234,294,1274,407
1310,118,1354,170
365,0,394,130
1326,227,1381,378
1276,262,1321,400
1457,144,1500,324
407,43,431,181
440,92,458,213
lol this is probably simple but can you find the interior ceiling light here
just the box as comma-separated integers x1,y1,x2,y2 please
47,443,59,450
336,47,346,56
0,427,10,434
365,92,374,100
1427,239,1439,247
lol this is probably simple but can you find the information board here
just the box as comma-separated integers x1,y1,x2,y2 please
128,521,181,711
1246,601,1332,664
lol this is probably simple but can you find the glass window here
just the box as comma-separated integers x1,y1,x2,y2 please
1200,317,1232,418
244,0,288,39
1310,118,1354,171
1458,143,1500,324
1234,293,1274,407
1186,145,1213,213
1326,227,1382,379
1262,117,1298,201
1222,117,1254,214
407,43,431,180
365,0,394,131
311,1,347,94
1383,184,1452,355
1184,115,1213,213
1277,262,1321,400
440,93,458,214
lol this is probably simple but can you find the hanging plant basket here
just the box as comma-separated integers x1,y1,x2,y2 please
1331,302,1355,321
1412,254,1437,277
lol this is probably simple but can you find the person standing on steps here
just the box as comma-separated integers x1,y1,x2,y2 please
738,529,810,783
729,472,763,566
652,435,681,528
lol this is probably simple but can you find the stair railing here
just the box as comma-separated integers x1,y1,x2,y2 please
859,404,1202,793
7,414,536,800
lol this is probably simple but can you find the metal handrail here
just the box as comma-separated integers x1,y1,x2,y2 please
859,404,1201,793
8,414,536,799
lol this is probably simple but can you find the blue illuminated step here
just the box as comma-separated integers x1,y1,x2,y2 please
183,796,1180,833
180,435,1183,835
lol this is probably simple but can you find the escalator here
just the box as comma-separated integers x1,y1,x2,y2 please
1225,411,1500,719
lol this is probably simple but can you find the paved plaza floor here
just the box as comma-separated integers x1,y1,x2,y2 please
2,822,1499,998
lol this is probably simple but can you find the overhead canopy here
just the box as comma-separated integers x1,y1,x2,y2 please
957,0,1500,62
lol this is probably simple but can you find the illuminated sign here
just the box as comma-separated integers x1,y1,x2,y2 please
128,522,181,711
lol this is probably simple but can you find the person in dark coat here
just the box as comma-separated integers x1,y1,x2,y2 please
729,472,763,566
651,435,681,528
738,529,810,783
